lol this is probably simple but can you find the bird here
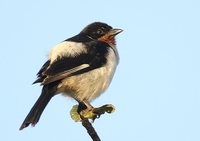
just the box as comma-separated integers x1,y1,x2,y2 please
19,22,123,130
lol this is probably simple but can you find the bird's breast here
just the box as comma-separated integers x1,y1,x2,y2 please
59,47,119,101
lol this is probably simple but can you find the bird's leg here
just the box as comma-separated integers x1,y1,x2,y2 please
70,99,94,122
78,100,93,113
78,100,98,121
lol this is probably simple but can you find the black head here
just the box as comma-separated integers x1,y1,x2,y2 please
80,22,113,39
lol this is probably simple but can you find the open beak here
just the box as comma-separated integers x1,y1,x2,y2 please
108,29,123,36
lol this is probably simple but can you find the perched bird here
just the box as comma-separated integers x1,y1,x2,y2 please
19,22,123,130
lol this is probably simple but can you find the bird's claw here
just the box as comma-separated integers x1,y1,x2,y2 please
70,104,115,122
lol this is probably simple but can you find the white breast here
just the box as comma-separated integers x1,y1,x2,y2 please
59,47,119,101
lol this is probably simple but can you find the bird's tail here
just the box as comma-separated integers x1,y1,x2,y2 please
19,85,54,130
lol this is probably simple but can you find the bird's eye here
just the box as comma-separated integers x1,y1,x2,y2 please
96,29,103,34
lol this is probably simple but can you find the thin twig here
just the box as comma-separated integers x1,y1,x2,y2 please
81,118,101,141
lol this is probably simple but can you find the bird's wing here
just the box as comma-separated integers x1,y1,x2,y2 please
33,41,109,85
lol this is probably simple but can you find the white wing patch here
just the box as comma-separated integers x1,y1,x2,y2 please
49,41,87,63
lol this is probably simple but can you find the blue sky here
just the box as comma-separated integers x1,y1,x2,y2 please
1,0,200,141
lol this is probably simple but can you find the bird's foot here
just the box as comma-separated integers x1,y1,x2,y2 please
70,104,115,122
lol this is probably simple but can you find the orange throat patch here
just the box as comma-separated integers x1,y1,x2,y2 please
97,34,116,47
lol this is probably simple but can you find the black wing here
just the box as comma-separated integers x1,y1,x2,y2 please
33,41,110,85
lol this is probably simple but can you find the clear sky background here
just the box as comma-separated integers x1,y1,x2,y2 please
1,0,200,141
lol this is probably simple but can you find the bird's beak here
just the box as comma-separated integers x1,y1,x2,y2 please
108,29,123,36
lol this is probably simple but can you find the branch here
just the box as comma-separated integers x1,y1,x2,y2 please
70,104,115,140
81,118,101,141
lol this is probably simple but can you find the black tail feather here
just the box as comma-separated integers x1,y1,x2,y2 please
19,86,54,130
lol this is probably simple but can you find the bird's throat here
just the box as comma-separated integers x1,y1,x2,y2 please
97,34,116,47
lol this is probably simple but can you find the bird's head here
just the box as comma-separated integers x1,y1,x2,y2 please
80,22,123,46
